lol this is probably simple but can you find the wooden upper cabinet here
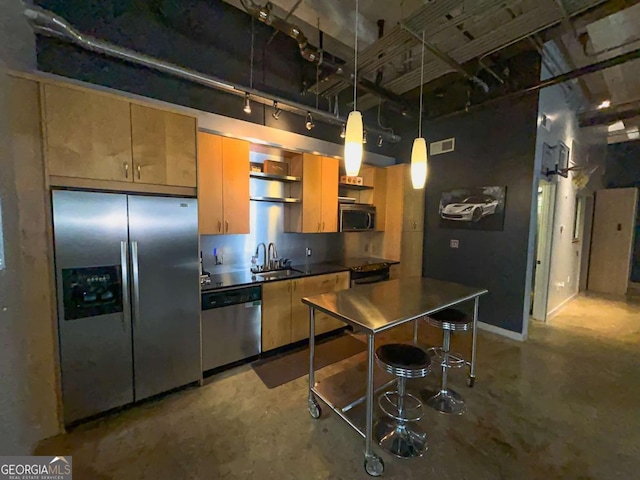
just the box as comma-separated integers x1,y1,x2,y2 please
197,133,250,235
44,84,133,181
197,132,224,234
221,137,250,234
321,157,339,233
131,104,197,187
285,153,338,233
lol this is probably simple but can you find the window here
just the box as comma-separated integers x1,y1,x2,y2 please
573,196,585,242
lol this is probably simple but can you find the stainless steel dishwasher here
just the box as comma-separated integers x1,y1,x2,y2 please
201,285,261,371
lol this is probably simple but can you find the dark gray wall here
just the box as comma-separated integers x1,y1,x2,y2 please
419,95,540,333
604,140,640,282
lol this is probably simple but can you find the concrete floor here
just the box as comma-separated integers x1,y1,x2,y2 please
37,294,640,479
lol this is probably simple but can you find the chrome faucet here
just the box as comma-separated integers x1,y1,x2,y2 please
255,243,267,272
267,242,278,270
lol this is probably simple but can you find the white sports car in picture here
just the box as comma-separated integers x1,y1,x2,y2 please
440,196,499,222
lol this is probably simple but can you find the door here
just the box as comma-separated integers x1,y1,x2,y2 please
52,190,133,423
44,84,132,182
261,280,292,351
128,196,201,400
222,137,250,234
588,188,639,295
302,154,323,233
197,132,224,234
532,181,557,321
131,104,197,187
321,157,339,232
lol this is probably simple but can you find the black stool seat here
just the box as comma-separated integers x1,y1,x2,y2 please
425,308,472,331
376,344,431,378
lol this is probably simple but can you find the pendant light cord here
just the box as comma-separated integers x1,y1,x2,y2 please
250,17,255,89
353,0,358,112
419,30,425,138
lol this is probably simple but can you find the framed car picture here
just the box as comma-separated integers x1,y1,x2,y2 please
439,186,507,231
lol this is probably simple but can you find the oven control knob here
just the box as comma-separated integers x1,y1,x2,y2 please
354,266,362,272
382,263,388,268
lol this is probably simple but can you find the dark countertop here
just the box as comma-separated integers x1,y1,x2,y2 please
201,262,350,292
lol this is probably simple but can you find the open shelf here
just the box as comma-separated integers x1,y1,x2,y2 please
250,172,301,183
338,183,374,191
250,196,301,203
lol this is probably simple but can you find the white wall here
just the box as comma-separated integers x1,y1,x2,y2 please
535,54,607,317
0,3,60,454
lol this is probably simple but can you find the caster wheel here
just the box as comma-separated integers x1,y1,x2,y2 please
364,454,384,477
308,399,321,419
467,376,476,388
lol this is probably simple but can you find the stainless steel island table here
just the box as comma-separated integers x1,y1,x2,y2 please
302,277,488,477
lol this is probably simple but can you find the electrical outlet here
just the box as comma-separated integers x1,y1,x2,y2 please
450,239,459,249
305,247,312,257
364,243,370,253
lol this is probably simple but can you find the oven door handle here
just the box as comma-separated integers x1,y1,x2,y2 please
353,272,390,285
366,213,373,230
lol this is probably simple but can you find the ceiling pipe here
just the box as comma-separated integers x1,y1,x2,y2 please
429,46,640,121
239,0,411,114
398,22,489,94
23,4,401,143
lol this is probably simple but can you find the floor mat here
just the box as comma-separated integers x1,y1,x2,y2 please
252,334,366,389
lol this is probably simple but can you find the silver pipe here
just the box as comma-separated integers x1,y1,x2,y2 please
23,5,401,143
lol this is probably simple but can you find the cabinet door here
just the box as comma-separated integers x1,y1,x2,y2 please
197,132,224,234
262,280,292,351
321,157,339,232
400,230,424,278
292,274,341,339
290,278,309,343
221,137,250,234
131,104,197,187
402,164,425,232
44,84,132,181
302,154,323,233
316,272,350,334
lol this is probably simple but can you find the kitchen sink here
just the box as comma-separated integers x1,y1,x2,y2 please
255,268,304,280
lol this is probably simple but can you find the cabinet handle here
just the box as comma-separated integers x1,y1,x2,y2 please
225,221,229,233
322,221,325,231
217,220,222,233
293,281,297,292
124,163,129,179
317,222,321,232
287,282,291,292
137,164,141,180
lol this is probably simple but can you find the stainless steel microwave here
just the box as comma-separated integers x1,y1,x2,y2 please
339,204,376,232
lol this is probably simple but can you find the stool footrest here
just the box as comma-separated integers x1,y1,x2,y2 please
426,347,466,369
378,391,424,423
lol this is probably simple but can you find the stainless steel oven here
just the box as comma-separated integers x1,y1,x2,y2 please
350,264,390,287
339,204,376,232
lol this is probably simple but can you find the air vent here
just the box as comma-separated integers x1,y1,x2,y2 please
429,138,455,156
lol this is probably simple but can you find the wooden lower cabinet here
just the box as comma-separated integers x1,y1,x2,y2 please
261,272,351,352
261,280,293,351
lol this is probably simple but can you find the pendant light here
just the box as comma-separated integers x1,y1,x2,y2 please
344,0,363,177
411,30,428,190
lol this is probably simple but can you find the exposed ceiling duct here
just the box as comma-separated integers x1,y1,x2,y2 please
238,0,411,114
22,4,401,143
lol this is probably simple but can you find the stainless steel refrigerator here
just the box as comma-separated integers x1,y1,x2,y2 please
52,190,201,423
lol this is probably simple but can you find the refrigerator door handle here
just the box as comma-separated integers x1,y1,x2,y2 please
131,240,141,326
120,241,131,332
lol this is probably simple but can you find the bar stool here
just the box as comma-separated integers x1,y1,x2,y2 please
424,308,472,415
374,343,431,458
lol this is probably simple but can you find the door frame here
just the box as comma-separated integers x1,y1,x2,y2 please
532,179,557,321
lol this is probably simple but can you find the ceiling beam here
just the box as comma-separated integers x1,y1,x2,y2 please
579,99,640,126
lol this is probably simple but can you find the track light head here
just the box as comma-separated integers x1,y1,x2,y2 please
363,130,367,144
305,112,315,131
377,135,383,147
272,101,282,120
340,123,346,139
243,93,252,114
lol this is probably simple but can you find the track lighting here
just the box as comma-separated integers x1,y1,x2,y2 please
340,124,346,139
305,112,315,130
272,101,282,120
243,93,252,114
377,135,383,147
363,130,367,144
